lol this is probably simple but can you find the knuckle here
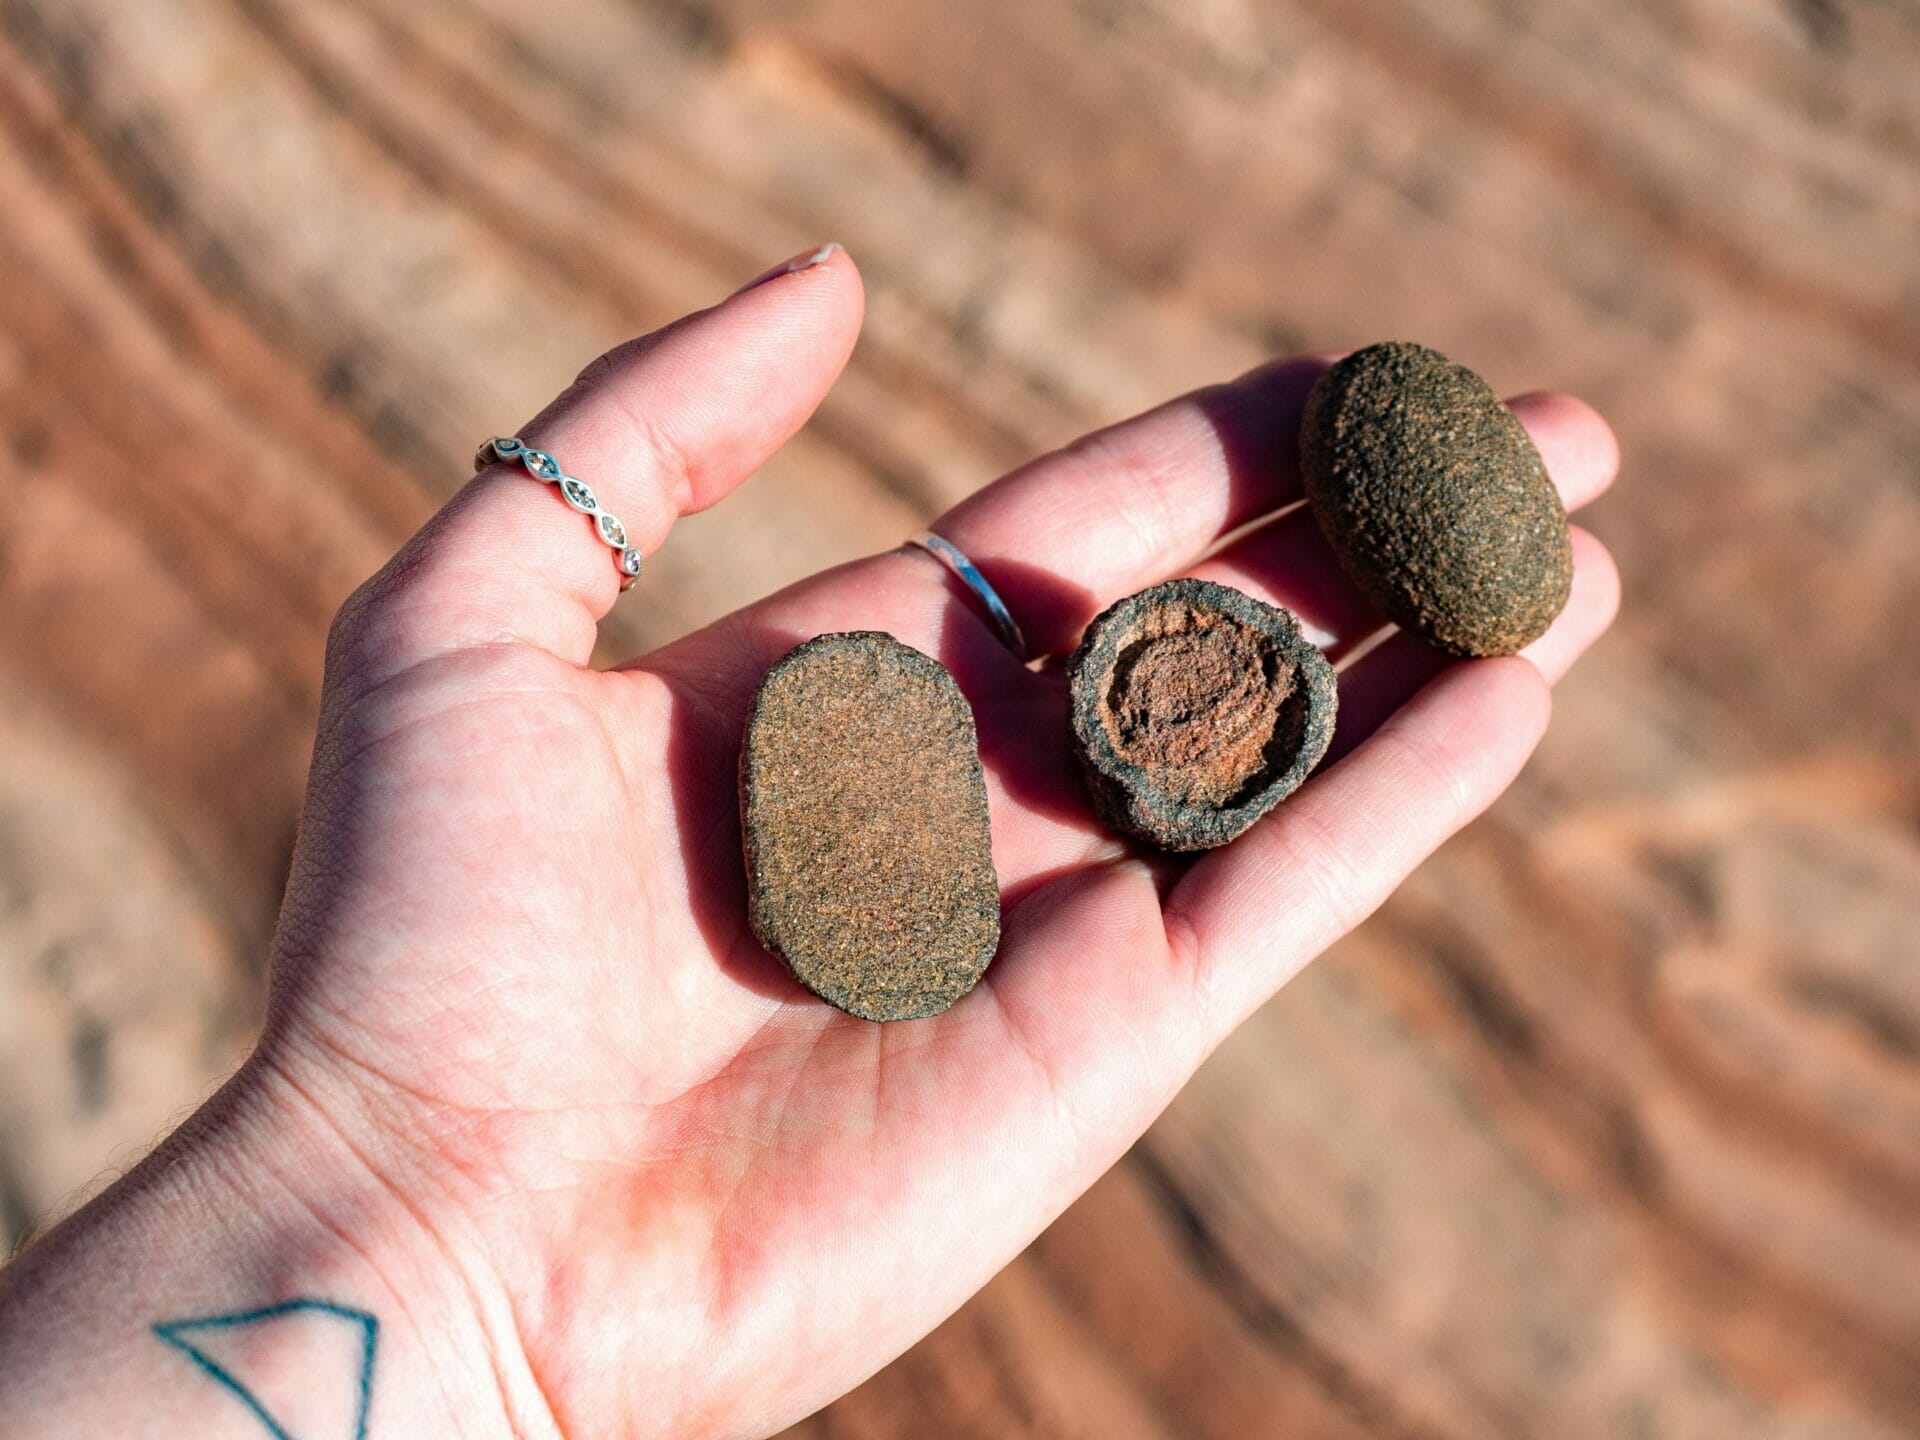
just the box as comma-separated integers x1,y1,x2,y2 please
617,396,700,514
1279,802,1377,939
567,327,666,394
322,545,438,693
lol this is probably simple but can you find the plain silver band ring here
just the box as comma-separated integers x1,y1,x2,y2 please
911,532,1028,660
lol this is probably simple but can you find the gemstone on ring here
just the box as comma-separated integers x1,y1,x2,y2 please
479,433,642,594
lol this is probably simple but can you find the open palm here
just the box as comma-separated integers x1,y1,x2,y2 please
259,248,1619,1439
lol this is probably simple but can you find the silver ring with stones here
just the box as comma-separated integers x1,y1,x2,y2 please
474,435,645,591
911,531,1027,660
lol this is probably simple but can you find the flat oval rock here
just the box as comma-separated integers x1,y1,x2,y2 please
1300,341,1573,657
739,631,1000,1021
1067,579,1336,852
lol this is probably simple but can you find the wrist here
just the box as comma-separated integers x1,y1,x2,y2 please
0,1045,547,1439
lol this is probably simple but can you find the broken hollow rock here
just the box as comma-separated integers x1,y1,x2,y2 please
1067,579,1337,852
738,632,1000,1022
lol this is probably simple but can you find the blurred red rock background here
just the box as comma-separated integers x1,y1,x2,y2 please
2,1,1917,1435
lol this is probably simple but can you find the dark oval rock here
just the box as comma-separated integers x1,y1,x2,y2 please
1067,579,1336,852
1300,341,1573,657
739,631,1000,1021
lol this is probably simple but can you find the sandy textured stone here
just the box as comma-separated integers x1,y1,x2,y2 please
1300,342,1573,657
739,632,1000,1021
1067,580,1336,851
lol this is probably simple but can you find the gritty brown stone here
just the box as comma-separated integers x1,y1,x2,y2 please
1300,341,1573,657
738,631,1000,1021
1067,579,1337,851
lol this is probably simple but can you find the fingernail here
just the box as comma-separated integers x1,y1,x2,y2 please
732,242,843,296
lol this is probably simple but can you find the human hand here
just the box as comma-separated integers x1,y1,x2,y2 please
0,246,1618,1439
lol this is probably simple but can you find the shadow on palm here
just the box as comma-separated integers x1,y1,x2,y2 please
644,548,1177,1038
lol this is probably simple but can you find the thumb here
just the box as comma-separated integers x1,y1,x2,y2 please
330,244,862,684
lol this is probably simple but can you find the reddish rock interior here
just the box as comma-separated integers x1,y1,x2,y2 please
1101,615,1298,809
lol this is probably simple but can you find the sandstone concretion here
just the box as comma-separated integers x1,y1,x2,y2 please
739,632,1000,1021
1067,579,1336,851
1300,341,1573,657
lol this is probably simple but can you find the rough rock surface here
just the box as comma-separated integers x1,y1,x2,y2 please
1300,341,1573,657
739,632,1000,1021
1067,580,1336,851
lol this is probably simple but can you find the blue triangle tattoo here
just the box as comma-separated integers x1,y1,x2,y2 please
152,1298,378,1440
